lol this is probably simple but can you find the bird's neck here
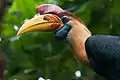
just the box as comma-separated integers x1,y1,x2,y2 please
68,20,92,66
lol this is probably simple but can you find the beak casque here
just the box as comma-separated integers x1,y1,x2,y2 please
17,14,63,36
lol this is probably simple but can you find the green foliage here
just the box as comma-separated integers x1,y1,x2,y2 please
1,0,120,80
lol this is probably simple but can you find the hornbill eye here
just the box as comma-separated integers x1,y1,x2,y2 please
61,16,70,23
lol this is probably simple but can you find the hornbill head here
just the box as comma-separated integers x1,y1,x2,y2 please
17,14,64,35
17,4,85,35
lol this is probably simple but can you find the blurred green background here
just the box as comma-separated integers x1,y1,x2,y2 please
1,0,120,80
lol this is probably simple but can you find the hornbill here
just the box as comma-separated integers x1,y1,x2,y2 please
17,4,120,80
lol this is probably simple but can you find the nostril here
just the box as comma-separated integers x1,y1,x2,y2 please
61,16,70,23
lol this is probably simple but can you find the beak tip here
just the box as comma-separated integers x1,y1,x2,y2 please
16,33,20,36
16,31,22,36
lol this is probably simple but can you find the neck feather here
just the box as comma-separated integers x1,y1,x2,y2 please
67,18,92,66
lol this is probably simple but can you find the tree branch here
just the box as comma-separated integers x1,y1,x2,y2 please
0,0,6,80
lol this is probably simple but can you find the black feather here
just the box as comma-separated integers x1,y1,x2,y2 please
85,35,120,80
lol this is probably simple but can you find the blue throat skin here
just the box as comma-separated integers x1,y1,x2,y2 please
54,16,72,40
54,24,72,40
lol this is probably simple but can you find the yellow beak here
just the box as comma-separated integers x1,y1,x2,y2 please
17,14,63,36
